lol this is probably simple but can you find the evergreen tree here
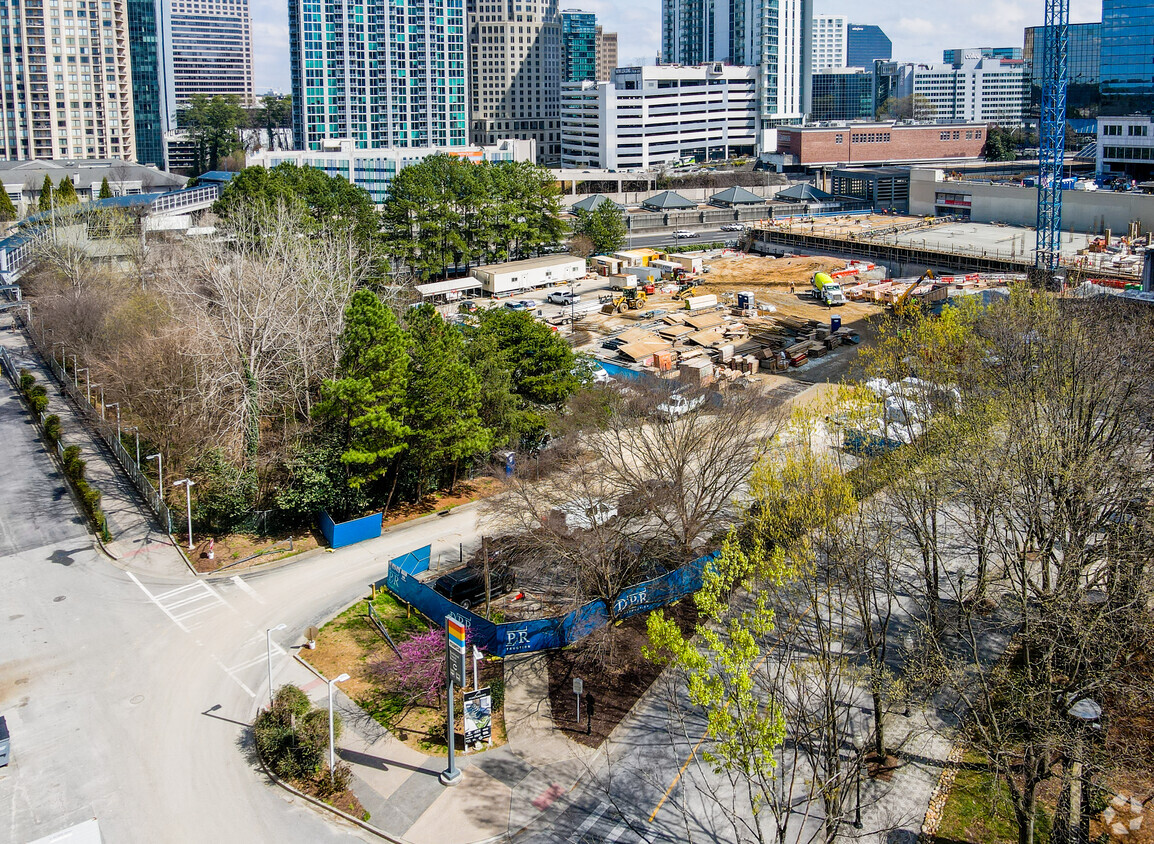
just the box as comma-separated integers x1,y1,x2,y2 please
55,176,80,206
572,201,626,255
0,189,18,222
402,305,491,492
314,291,411,496
98,177,114,199
38,176,54,213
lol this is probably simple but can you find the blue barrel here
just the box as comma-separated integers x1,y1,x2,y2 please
831,316,842,333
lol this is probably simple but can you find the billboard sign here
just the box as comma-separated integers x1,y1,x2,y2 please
464,687,492,745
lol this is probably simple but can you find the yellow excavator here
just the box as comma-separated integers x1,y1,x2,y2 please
892,269,934,311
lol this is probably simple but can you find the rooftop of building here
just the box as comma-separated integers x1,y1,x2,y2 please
784,120,989,132
0,159,185,190
474,254,583,273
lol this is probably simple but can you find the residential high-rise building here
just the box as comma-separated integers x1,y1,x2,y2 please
0,0,136,160
562,10,597,83
595,24,617,81
561,64,758,169
289,0,467,151
1024,22,1100,111
811,67,873,121
1100,0,1154,113
812,14,847,71
467,0,563,165
128,0,168,167
660,0,812,129
942,46,1022,66
846,24,890,68
167,0,254,108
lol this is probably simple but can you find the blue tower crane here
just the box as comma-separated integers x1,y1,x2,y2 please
1034,0,1069,285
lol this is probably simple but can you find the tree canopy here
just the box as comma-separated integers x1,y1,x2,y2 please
38,176,54,213
381,155,565,280
0,188,18,222
98,177,114,200
55,176,80,207
571,201,626,256
182,93,247,174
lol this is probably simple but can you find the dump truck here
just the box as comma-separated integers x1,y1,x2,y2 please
811,272,847,306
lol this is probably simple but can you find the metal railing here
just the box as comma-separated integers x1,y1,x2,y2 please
25,325,173,534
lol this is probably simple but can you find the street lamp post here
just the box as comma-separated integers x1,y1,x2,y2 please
106,402,120,440
265,623,287,709
146,452,163,499
172,479,195,549
328,673,350,782
126,426,140,466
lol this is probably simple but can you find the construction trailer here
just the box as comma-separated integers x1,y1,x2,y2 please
473,255,586,295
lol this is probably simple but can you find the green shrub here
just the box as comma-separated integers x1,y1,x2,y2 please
18,369,34,394
490,678,505,711
62,445,86,481
29,390,49,414
311,761,352,798
253,683,339,782
74,479,102,518
43,414,61,445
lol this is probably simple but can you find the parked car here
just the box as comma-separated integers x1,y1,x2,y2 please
504,299,537,311
720,223,746,232
656,393,705,419
433,566,516,611
547,290,579,305
672,230,697,239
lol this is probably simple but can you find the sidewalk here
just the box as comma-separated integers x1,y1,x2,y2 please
0,327,190,580
290,652,596,844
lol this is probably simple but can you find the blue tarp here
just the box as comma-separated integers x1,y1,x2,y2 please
380,549,720,657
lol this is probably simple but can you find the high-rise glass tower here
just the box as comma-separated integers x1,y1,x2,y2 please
128,0,167,167
562,10,597,83
660,0,812,124
846,24,890,68
1024,22,1099,111
1100,0,1154,113
290,0,468,151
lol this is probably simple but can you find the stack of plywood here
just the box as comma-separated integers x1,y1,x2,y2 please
679,357,714,385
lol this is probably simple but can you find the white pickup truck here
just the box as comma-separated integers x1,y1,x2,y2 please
656,393,705,418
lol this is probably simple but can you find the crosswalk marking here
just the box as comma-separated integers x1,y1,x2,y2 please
567,803,609,842
127,573,231,632
604,822,633,842
230,575,265,604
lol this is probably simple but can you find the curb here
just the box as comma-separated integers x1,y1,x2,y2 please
919,740,966,842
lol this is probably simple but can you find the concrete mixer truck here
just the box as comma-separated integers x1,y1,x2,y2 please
810,272,847,306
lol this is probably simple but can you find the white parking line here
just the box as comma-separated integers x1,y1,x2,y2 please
567,803,609,842
230,575,265,604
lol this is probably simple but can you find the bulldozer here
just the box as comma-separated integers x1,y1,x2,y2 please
601,287,648,314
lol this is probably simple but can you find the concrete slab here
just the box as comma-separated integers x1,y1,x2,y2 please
404,764,511,844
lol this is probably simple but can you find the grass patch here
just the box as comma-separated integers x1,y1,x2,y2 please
937,752,1052,844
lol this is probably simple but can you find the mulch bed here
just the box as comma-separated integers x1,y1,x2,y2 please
545,599,700,748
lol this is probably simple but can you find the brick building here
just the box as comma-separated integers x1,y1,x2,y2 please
776,122,987,167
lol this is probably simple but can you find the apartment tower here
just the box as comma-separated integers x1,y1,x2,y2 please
166,0,253,108
0,0,135,160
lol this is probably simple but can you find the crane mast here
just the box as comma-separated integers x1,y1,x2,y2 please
1034,0,1069,285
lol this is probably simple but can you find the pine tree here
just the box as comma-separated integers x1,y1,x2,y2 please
55,176,80,206
0,189,18,222
38,176,54,213
314,290,411,494
98,177,113,199
403,304,491,492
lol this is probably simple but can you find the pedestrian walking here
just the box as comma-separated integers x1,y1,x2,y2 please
789,281,795,295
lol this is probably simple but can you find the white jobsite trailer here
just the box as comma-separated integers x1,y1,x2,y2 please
474,255,586,295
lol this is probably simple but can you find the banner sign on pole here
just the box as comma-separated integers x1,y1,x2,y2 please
464,687,492,745
446,618,467,687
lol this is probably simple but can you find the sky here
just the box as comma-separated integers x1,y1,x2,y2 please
248,0,1105,94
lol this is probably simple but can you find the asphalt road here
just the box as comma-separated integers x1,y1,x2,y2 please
0,350,486,843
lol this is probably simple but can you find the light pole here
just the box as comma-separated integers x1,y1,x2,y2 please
172,478,195,549
73,362,84,391
126,425,139,466
106,402,120,440
265,623,287,709
146,452,163,499
90,384,104,417
328,673,350,782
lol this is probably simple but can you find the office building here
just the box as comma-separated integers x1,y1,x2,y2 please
942,46,1022,66
1100,0,1154,113
167,0,254,108
562,10,597,83
0,0,136,160
128,0,168,167
775,122,986,167
1096,115,1154,181
881,59,1030,125
811,68,873,121
249,137,535,204
660,0,812,127
596,25,617,81
1023,22,1100,111
468,0,563,165
846,24,890,68
290,0,467,152
812,15,846,71
561,64,758,170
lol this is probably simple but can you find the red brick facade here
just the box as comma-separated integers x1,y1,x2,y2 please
777,123,988,166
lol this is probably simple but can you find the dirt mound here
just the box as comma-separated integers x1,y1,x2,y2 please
700,255,845,292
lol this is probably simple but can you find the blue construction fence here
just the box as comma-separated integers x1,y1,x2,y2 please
319,510,383,549
377,546,720,657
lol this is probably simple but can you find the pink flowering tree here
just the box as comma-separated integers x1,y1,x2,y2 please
371,627,444,707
